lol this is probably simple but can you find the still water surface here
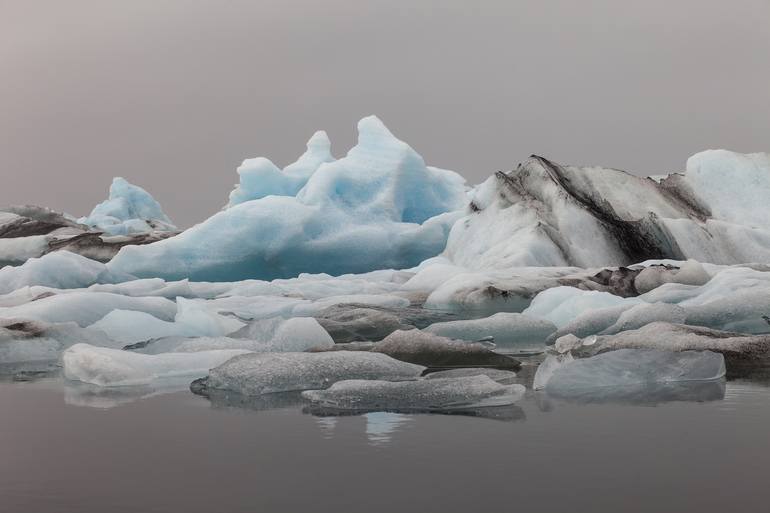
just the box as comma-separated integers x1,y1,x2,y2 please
2,376,769,513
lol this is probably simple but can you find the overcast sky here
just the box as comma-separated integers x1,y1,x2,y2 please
2,0,769,227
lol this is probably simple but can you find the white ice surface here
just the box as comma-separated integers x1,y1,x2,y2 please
62,343,249,387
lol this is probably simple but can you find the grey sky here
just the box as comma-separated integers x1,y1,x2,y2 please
2,0,769,227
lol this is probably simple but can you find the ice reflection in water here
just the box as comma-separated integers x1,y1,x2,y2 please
364,411,410,445
543,379,727,406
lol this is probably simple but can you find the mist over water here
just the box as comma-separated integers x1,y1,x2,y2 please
2,0,769,227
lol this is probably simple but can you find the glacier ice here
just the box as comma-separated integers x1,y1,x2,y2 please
524,286,640,328
301,375,526,412
79,177,177,236
108,116,467,281
62,343,248,387
88,297,245,344
599,302,687,335
0,291,177,327
441,151,770,273
532,352,574,391
537,349,726,401
0,251,128,295
559,322,770,365
372,329,520,369
424,312,556,352
0,204,177,265
0,318,120,364
197,351,425,396
228,131,334,207
633,261,711,294
425,367,518,384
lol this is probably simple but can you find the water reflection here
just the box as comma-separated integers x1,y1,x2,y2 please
544,379,727,406
203,389,307,411
64,381,190,409
304,403,526,422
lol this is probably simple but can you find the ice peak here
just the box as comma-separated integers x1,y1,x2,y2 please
79,176,176,235
306,130,331,153
356,115,398,145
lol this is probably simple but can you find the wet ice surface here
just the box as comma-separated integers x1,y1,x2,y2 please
2,373,770,513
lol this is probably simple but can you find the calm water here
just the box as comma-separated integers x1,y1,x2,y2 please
2,375,770,513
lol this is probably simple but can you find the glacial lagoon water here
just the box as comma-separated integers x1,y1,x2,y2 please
2,372,770,513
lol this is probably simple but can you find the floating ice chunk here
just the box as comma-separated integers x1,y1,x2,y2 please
198,351,425,396
133,317,333,354
88,298,244,345
108,116,467,281
79,177,176,235
564,322,770,365
600,302,687,335
0,318,119,364
545,304,635,344
0,251,127,295
315,305,415,344
634,261,711,294
425,367,518,384
0,235,49,266
422,272,531,313
290,294,410,316
62,343,248,387
684,290,770,334
524,287,639,328
0,292,176,327
230,317,334,351
372,329,520,369
533,352,574,390
302,375,526,412
174,298,245,337
541,349,726,400
424,313,556,352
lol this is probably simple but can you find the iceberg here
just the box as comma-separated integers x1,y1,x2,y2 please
228,131,334,207
195,351,425,396
62,343,248,387
424,312,556,352
0,203,176,265
79,177,177,236
301,375,526,412
441,151,770,272
108,116,467,281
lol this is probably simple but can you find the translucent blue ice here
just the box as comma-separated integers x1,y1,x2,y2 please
109,116,467,281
